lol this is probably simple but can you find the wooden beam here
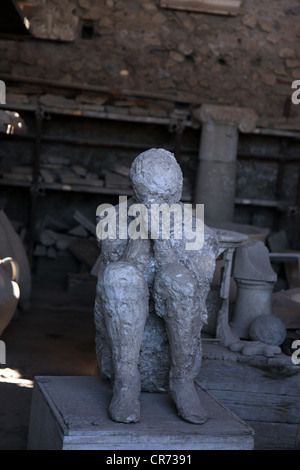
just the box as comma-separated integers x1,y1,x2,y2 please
160,0,242,16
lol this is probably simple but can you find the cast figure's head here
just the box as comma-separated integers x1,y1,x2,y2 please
130,148,183,207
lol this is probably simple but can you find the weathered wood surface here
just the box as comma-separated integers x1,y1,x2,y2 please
160,0,241,16
199,343,300,449
199,357,300,395
204,388,300,425
250,422,298,450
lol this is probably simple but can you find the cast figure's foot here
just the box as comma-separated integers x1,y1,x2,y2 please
169,377,208,424
109,376,141,423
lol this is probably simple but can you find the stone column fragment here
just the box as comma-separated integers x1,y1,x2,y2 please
193,104,258,223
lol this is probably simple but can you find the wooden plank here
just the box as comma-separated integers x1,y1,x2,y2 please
160,0,241,15
59,176,104,187
197,352,300,449
104,170,130,188
40,169,55,184
113,163,131,178
2,172,32,182
73,211,96,235
10,165,32,174
39,229,75,250
44,182,134,196
246,421,298,450
68,225,89,238
47,156,70,166
71,165,87,177
199,357,300,395
205,388,300,424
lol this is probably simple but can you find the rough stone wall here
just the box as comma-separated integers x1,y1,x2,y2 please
0,0,299,124
1,0,300,257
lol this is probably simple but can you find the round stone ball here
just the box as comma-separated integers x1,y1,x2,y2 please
249,314,286,346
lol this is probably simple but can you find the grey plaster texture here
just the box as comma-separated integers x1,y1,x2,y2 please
94,148,219,425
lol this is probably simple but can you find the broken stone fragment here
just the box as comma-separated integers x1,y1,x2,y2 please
230,241,277,339
233,240,277,282
229,340,281,357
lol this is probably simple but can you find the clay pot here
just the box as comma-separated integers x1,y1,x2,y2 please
0,211,31,311
0,258,20,337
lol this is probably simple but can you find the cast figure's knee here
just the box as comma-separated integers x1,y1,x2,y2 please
104,261,143,286
100,261,148,303
154,262,197,302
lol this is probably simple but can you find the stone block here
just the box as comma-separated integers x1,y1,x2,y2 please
233,241,277,283
27,376,254,450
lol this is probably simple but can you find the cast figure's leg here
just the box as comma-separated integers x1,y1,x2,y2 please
154,262,208,424
100,261,149,423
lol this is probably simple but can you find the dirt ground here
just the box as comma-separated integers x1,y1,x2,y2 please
0,279,98,450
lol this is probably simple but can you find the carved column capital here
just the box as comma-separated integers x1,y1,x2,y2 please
193,104,258,133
